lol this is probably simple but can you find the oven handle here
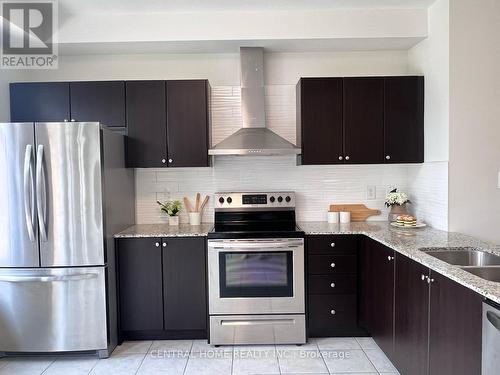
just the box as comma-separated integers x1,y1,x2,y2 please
208,240,303,250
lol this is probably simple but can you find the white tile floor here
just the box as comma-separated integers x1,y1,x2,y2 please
0,337,399,375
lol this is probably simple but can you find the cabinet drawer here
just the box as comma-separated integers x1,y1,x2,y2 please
308,255,357,274
308,295,358,336
308,274,357,295
307,235,358,255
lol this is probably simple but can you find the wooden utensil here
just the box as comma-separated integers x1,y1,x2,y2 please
329,204,381,222
184,197,195,213
200,196,209,212
195,193,201,212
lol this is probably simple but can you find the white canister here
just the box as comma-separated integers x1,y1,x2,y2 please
327,211,340,224
189,212,201,226
340,211,351,224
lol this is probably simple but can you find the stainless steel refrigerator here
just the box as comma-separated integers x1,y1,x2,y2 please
0,122,135,357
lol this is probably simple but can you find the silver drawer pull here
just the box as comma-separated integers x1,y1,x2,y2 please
330,242,335,248
155,242,160,247
221,319,294,326
330,263,336,268
330,282,336,288
330,309,336,315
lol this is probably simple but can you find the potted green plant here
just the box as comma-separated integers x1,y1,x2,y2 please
385,188,411,222
157,200,183,226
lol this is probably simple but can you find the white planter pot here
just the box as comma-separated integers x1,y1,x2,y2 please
168,216,179,226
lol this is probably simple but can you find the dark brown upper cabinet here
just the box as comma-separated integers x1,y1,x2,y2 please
125,81,167,168
166,80,210,168
384,76,424,163
296,78,343,165
70,81,126,127
296,75,424,165
393,253,430,375
343,77,385,164
10,82,70,122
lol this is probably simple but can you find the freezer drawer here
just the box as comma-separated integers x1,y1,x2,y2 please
209,314,306,345
0,267,107,353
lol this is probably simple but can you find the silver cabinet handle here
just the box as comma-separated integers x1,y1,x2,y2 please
427,277,434,284
220,318,294,326
421,274,426,281
330,282,336,288
386,155,391,160
330,309,336,315
338,156,343,161
345,156,350,161
161,159,166,164
168,158,173,163
64,119,68,122
330,242,335,248
388,256,394,261
70,119,75,122
330,263,336,268
162,243,167,247
23,145,36,242
0,273,98,283
36,145,47,242
155,242,160,247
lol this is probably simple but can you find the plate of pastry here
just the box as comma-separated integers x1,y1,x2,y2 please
390,215,427,229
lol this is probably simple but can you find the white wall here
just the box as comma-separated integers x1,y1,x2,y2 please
408,0,449,162
448,0,500,244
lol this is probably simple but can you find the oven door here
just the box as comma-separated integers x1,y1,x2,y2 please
208,238,305,315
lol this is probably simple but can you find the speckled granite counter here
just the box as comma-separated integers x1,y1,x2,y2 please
298,221,500,305
114,224,213,238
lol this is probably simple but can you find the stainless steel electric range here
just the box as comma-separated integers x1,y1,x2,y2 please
207,192,306,345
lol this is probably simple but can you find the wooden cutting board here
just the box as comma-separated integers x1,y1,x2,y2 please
329,204,381,222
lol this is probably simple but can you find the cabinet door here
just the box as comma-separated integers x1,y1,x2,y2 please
297,78,343,164
368,240,395,359
117,238,164,332
166,80,209,167
10,82,70,122
125,81,168,167
163,237,207,332
429,271,482,375
343,77,384,163
70,81,125,127
384,76,424,163
393,254,430,375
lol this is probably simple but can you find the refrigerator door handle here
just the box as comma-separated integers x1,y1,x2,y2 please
36,144,47,242
23,145,36,242
0,273,99,283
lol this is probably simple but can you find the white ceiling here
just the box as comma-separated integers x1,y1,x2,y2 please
60,0,437,14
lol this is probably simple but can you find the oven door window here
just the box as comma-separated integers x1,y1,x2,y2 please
219,251,293,298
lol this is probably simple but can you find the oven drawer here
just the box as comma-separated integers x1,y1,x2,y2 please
308,274,357,295
308,295,358,337
308,255,357,274
209,314,306,345
307,235,358,255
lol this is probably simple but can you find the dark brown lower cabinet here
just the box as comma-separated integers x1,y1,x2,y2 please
428,271,482,375
361,239,395,359
163,238,207,335
117,237,207,341
117,238,164,336
393,254,430,375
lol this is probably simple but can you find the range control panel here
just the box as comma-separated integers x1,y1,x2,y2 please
214,192,296,209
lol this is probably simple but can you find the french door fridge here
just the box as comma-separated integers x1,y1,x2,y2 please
0,122,134,357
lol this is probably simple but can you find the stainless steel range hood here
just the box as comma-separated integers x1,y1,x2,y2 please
209,47,301,156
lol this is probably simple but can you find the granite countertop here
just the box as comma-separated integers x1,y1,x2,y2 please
114,223,214,238
114,221,500,304
298,221,500,305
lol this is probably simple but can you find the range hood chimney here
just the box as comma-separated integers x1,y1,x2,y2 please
208,47,301,156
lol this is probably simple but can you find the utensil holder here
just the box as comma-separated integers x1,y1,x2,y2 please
189,212,201,226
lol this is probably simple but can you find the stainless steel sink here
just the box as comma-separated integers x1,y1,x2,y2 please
463,267,500,283
421,248,500,267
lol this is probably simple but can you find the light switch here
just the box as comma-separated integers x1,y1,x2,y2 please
498,172,500,189
367,185,376,200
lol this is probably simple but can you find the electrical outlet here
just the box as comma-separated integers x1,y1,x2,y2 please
367,185,376,200
498,172,500,189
